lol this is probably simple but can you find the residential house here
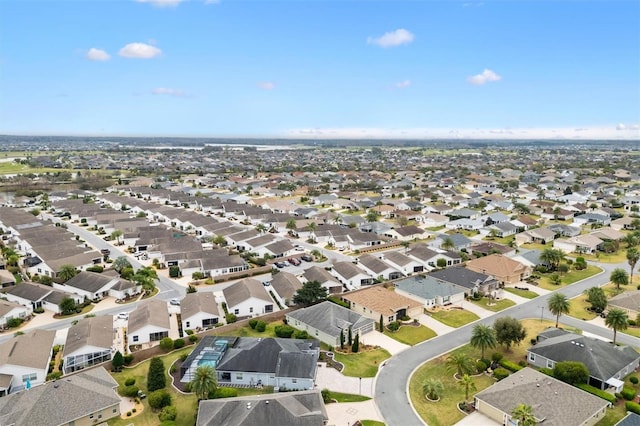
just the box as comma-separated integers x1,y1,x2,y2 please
342,286,423,326
196,390,328,426
286,301,375,346
181,292,222,332
474,367,608,426
0,299,31,329
407,243,461,270
487,221,517,238
381,251,425,275
608,290,640,318
465,254,531,285
574,213,612,227
269,271,303,306
554,234,604,254
1,281,83,314
330,261,374,290
548,223,581,237
515,227,556,246
385,225,431,241
428,267,499,296
528,328,640,391
430,233,473,251
222,278,274,318
0,270,15,288
394,275,466,308
180,336,319,391
0,329,55,395
128,299,171,348
0,367,121,425
470,242,515,257
54,271,139,301
357,253,403,280
62,315,114,374
303,266,343,294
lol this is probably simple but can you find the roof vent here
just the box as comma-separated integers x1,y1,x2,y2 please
246,403,251,410
265,401,269,404
571,341,575,344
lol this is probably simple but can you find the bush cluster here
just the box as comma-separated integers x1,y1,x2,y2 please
499,359,524,372
576,383,617,403
275,324,295,338
493,368,510,381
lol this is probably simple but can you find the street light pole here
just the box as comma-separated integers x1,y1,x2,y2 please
539,306,544,322
359,377,362,395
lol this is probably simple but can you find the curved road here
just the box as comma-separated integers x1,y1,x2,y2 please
375,261,640,426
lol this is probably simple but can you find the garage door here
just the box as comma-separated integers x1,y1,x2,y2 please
358,322,374,335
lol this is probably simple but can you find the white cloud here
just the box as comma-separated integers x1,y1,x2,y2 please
367,29,414,48
86,48,110,61
394,80,412,89
257,81,276,90
616,123,626,130
152,87,187,97
135,0,185,7
467,69,502,85
119,43,162,59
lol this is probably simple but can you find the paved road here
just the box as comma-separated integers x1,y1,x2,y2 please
375,261,640,426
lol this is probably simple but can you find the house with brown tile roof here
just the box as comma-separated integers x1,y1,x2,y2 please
465,254,532,285
341,286,423,326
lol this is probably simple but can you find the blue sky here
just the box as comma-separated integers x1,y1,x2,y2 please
1,0,639,139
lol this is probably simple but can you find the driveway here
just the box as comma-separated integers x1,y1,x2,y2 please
418,313,455,335
324,400,384,426
454,411,499,426
362,330,410,355
315,363,376,397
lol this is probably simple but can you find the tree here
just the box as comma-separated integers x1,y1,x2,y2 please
255,223,267,234
446,352,475,378
549,273,561,286
190,365,217,401
493,316,527,350
441,237,455,251
340,329,345,349
627,248,639,285
148,389,171,410
423,378,444,401
553,361,589,385
470,324,497,359
112,350,124,372
57,264,78,282
113,256,132,273
351,333,359,353
459,374,476,403
540,248,564,271
584,287,607,313
59,297,77,315
379,314,384,332
111,229,123,245
511,404,536,426
286,218,297,231
548,292,570,328
605,308,629,344
147,357,166,392
133,266,159,293
292,280,328,306
365,209,380,223
348,327,353,346
610,268,629,291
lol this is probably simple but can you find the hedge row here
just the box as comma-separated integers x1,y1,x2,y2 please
576,383,616,404
499,359,524,372
625,401,640,415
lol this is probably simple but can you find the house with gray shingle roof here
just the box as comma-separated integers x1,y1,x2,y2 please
1,281,83,314
286,301,375,347
381,251,424,275
302,266,343,294
0,366,121,425
395,275,466,308
128,299,170,348
62,315,114,374
270,271,303,306
222,278,275,318
0,299,31,329
181,292,221,331
196,389,327,426
527,329,640,391
0,329,55,394
357,253,403,280
330,261,374,290
474,367,608,426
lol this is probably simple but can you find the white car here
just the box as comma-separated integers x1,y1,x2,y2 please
117,312,129,320
169,298,180,306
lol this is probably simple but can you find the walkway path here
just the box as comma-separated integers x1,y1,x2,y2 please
314,363,376,398
361,330,410,355
418,313,455,335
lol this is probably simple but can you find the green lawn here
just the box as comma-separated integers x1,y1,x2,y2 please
222,320,283,338
580,251,629,264
468,298,515,312
361,421,385,426
333,348,391,377
328,391,371,403
538,265,602,290
429,309,480,328
567,293,598,321
503,287,539,299
109,347,198,426
595,402,628,426
384,324,437,346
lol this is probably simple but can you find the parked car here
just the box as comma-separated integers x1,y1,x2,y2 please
100,248,110,256
274,262,287,268
288,257,301,266
301,254,314,262
170,298,180,306
137,390,147,399
117,312,129,320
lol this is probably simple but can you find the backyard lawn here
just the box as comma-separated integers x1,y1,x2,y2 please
567,293,598,321
360,421,385,426
384,324,437,346
468,297,515,312
333,348,391,377
328,391,371,403
503,287,539,299
538,265,602,290
429,309,480,328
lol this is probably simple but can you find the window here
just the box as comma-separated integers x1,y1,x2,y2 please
112,408,117,414
234,309,239,315
236,373,243,380
388,316,394,323
292,379,297,383
528,353,535,362
249,307,253,313
186,321,190,328
132,336,139,342
546,360,554,369
22,373,37,383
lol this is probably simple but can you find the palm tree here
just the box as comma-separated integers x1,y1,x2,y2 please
110,229,123,245
511,404,536,426
446,352,475,378
459,374,476,403
540,248,564,271
285,218,297,231
627,248,639,285
422,378,444,401
605,308,629,344
441,236,455,251
548,292,570,328
470,324,496,360
610,268,629,291
190,365,217,401
133,266,159,293
57,264,78,282
255,223,267,234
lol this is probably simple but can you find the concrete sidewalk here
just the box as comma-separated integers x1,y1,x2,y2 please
325,400,383,426
315,363,376,397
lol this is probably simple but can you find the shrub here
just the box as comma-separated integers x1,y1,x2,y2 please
126,412,131,417
630,376,639,385
47,371,62,381
538,368,554,377
225,313,237,323
327,296,350,309
170,365,177,374
123,354,134,365
625,401,640,415
293,330,309,339
274,324,295,338
185,329,194,335
553,361,589,385
158,405,177,422
191,271,205,280
180,353,189,362
493,368,510,381
148,389,172,410
120,385,139,398
576,383,617,403
476,359,488,373
530,338,537,345
491,353,504,362
168,266,180,278
147,357,166,392
210,387,239,399
183,382,192,392
173,338,185,349
248,319,258,329
629,319,637,327
189,334,198,343
125,378,136,386
387,321,400,331
255,320,267,332
622,387,636,401
499,359,524,372
159,337,174,351
132,408,136,413
6,318,23,328
86,265,104,273
321,388,331,403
